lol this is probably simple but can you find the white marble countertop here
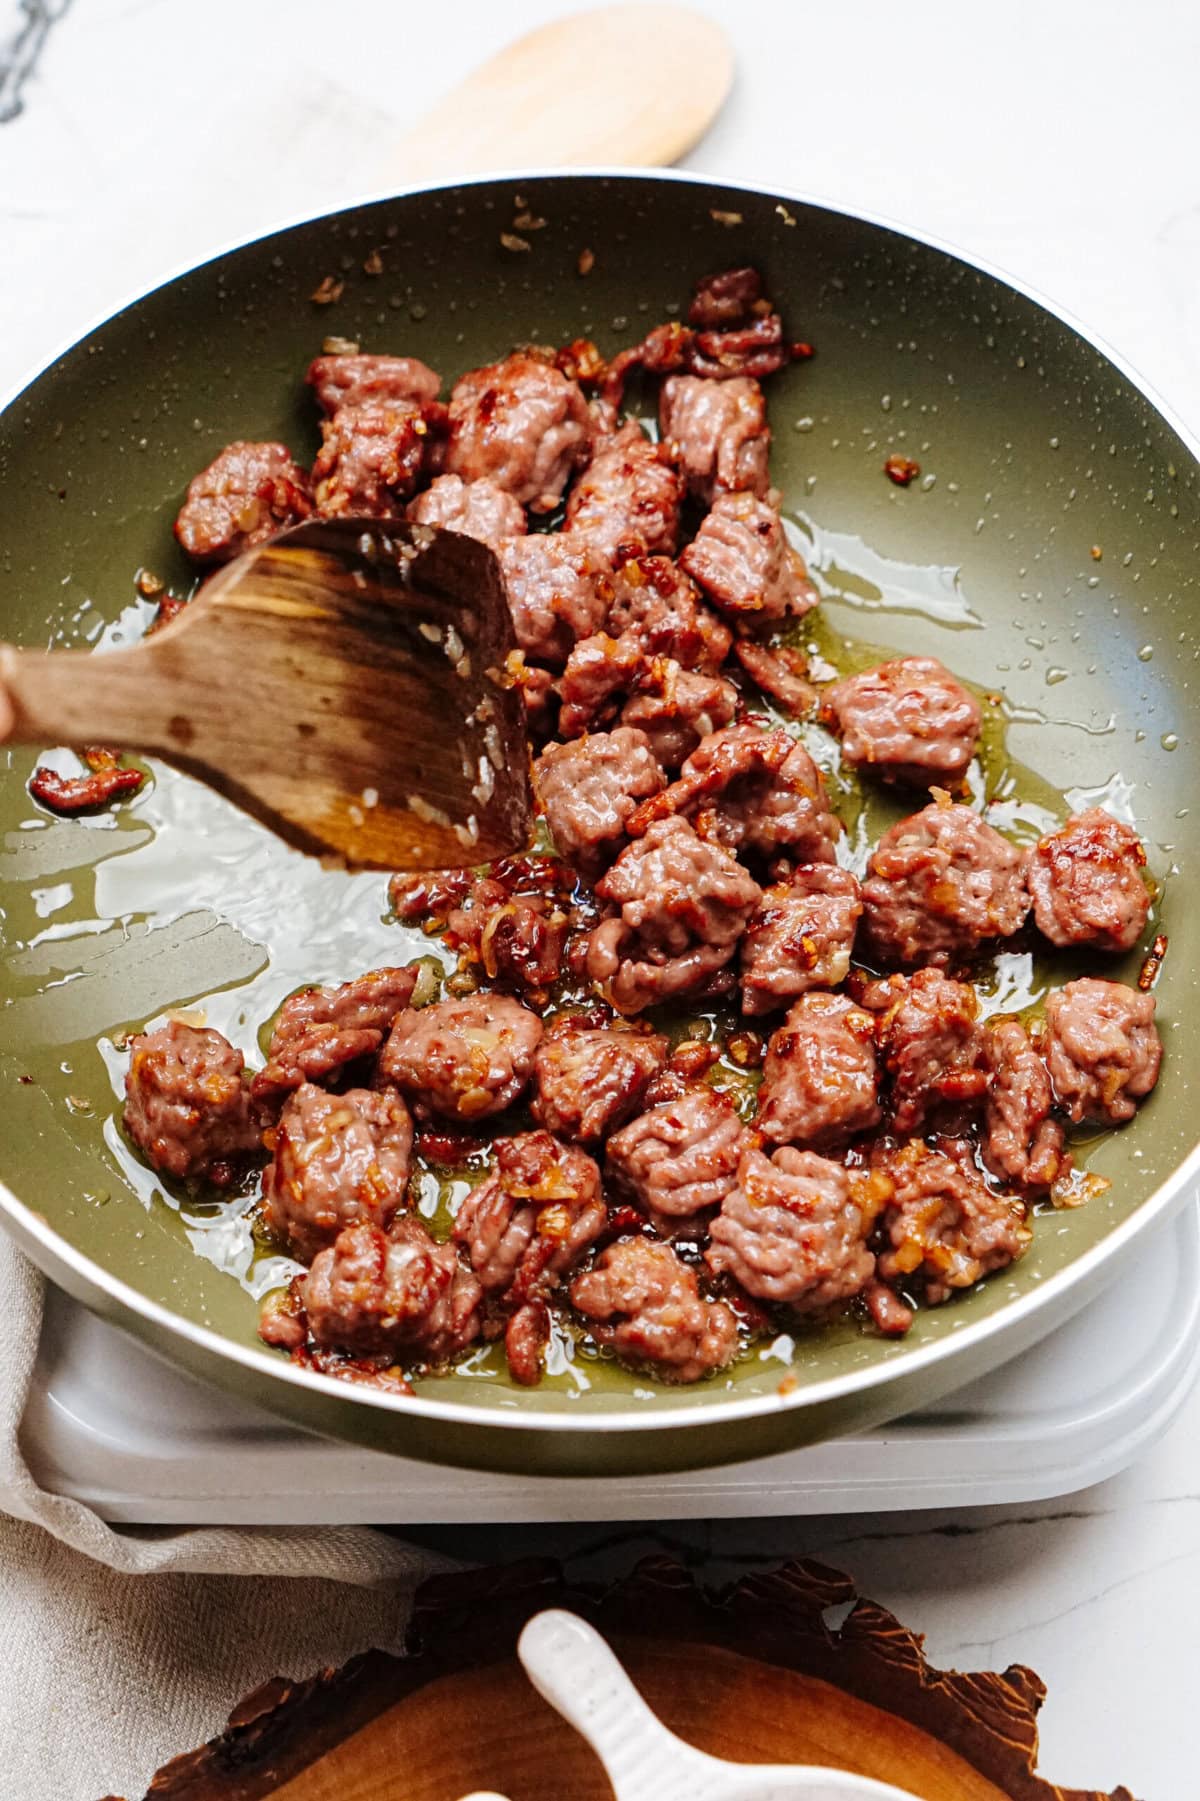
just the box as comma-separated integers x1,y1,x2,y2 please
2,2,1197,1796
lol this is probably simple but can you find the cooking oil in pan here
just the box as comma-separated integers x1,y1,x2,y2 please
0,518,1168,1398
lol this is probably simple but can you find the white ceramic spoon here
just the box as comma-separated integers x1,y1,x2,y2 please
469,1609,923,1801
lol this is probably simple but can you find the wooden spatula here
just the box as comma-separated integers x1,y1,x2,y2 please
0,520,532,870
394,3,734,180
0,6,735,870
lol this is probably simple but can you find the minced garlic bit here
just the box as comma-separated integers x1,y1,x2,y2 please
310,275,345,305
361,787,379,809
472,756,496,807
322,335,360,355
362,250,383,276
418,622,443,643
775,203,797,226
577,247,595,276
710,209,744,227
1051,1166,1112,1209
500,232,531,254
410,961,440,1008
513,211,547,231
407,794,452,828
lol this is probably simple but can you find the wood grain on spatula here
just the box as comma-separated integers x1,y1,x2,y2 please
0,520,532,870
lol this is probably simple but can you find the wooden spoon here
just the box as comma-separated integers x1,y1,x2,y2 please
0,7,735,870
0,520,532,871
395,4,735,181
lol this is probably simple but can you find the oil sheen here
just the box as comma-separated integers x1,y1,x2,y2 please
0,513,1163,1399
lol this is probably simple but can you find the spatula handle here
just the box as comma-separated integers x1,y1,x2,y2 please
394,4,733,181
0,640,170,753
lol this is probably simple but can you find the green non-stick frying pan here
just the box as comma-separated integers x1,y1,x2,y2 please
1,170,1196,1476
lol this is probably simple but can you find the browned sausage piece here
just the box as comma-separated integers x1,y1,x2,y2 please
603,554,732,672
659,374,770,504
553,637,737,759
407,472,527,550
453,1130,606,1308
821,657,982,789
688,267,765,329
863,967,987,1133
861,801,1030,969
706,1146,877,1308
174,441,312,563
312,400,443,517
1044,978,1162,1124
380,993,543,1121
29,761,144,814
260,1083,413,1263
441,872,570,998
1028,808,1152,952
756,992,881,1148
690,312,788,380
301,1219,481,1362
565,421,684,563
306,352,441,414
620,667,739,771
680,491,816,622
445,352,592,511
733,640,816,718
606,1084,746,1226
739,865,862,1015
982,1017,1069,1191
570,1238,738,1382
124,1020,261,1185
639,723,840,866
516,659,558,734
555,632,646,738
252,966,419,1107
531,1021,669,1144
586,815,762,1014
534,727,666,875
503,1301,552,1388
873,1138,1031,1304
497,532,608,667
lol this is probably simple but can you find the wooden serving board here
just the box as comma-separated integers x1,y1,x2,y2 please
112,1560,1137,1801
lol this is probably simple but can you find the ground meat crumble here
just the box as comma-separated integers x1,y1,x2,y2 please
127,262,1166,1391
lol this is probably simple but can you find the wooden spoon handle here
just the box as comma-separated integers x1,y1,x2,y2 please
0,641,172,753
395,4,734,182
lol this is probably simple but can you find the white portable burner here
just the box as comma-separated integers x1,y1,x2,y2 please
22,1204,1199,1525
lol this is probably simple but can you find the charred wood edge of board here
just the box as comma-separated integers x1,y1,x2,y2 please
107,1556,1138,1801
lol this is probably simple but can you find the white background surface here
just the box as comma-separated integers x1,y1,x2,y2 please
2,2,1197,1795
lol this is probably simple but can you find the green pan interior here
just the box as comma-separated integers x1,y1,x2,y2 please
1,171,1197,1472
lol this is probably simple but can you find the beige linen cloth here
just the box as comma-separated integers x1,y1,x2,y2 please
0,1234,456,1801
